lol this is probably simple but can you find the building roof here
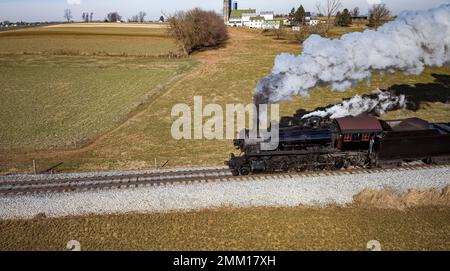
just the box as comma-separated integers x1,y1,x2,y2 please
250,16,265,21
263,20,281,25
352,15,368,19
230,9,257,18
335,116,383,133
260,11,274,15
305,12,312,17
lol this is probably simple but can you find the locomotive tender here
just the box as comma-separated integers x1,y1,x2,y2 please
226,115,450,176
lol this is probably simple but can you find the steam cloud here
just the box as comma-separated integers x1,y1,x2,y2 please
302,90,406,119
254,4,450,105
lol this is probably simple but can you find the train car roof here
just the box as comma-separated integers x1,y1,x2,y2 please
335,116,383,133
385,118,431,131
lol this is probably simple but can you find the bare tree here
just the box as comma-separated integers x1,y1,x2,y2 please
168,8,228,55
352,7,360,17
107,12,122,22
272,27,285,40
90,12,94,22
82,12,90,22
368,4,391,28
129,15,139,23
64,9,73,23
316,0,342,36
294,24,327,43
138,11,147,23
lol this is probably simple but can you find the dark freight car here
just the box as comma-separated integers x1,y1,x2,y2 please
374,118,450,165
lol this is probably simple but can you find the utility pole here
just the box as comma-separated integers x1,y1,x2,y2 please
33,160,37,175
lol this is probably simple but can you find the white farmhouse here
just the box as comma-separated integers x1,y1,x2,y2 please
309,19,320,26
260,11,274,21
242,12,257,22
227,8,278,30
245,16,265,28
305,12,312,22
228,9,256,27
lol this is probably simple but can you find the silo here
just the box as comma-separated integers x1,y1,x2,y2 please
223,0,229,23
223,0,234,23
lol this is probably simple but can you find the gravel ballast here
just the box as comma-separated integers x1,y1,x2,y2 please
0,166,449,219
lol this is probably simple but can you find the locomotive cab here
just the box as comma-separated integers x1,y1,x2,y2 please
334,116,383,151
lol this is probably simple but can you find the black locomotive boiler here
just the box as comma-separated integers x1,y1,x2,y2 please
226,115,450,176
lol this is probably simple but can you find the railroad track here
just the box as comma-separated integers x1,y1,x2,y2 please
0,163,448,195
0,167,232,195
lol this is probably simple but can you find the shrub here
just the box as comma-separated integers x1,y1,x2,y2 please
294,24,327,43
272,27,286,40
168,8,228,55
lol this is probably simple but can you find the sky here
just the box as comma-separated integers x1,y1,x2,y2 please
0,0,449,22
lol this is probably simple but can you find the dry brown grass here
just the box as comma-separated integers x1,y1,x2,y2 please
1,206,450,251
354,186,450,210
0,26,178,56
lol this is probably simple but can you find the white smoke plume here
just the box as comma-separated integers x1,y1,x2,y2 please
301,89,406,119
254,4,450,105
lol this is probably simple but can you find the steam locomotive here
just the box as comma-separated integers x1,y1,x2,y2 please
226,114,450,176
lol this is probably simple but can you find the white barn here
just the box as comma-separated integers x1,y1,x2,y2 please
228,9,256,27
245,16,265,28
227,8,278,30
260,11,274,21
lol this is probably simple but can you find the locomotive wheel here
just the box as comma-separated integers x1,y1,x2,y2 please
422,157,433,164
231,169,240,176
334,160,344,170
240,167,250,175
317,157,327,170
294,162,308,172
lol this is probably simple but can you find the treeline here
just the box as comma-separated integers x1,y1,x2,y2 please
334,9,352,27
335,4,391,27
62,9,164,23
81,12,94,23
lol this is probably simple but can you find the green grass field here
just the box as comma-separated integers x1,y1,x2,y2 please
0,24,449,173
